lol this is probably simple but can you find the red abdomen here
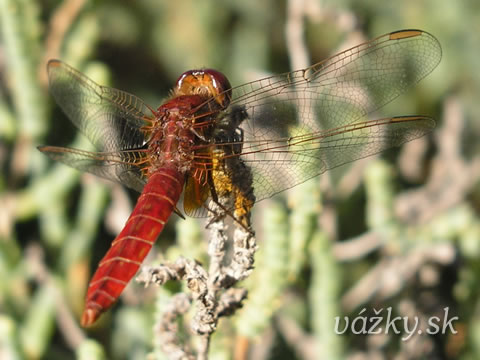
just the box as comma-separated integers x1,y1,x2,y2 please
81,168,184,326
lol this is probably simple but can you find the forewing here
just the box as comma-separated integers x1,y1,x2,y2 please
229,30,441,128
47,60,154,152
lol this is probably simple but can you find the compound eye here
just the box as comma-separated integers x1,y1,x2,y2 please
202,69,232,106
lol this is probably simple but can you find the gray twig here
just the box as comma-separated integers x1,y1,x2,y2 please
137,160,256,359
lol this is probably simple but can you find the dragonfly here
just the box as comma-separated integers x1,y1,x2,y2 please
38,29,441,327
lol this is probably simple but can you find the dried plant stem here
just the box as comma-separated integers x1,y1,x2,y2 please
138,166,255,359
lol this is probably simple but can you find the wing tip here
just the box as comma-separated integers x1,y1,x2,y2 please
36,145,63,154
391,115,436,129
389,29,424,40
47,59,61,70
388,29,442,62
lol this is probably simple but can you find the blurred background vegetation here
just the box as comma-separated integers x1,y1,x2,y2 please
1,0,480,359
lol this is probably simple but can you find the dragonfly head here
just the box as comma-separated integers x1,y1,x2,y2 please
174,69,232,109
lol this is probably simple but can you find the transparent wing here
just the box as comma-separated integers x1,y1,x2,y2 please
193,30,441,216
38,146,147,192
47,60,154,152
45,60,157,190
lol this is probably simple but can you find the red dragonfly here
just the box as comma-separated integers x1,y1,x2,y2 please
39,30,441,327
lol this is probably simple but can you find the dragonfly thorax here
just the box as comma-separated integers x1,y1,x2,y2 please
148,95,204,173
